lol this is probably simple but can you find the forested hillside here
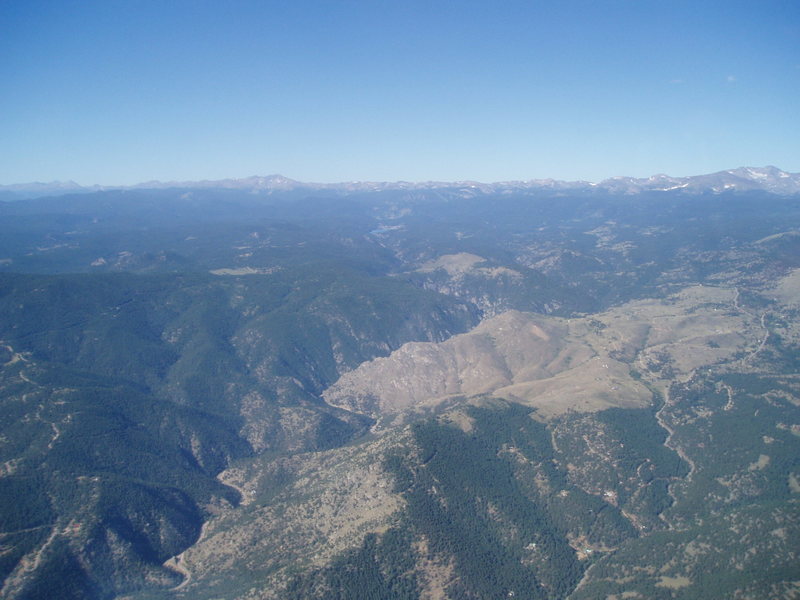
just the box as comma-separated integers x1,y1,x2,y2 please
1,181,798,598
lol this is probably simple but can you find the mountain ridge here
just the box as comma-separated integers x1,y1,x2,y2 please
2,166,800,199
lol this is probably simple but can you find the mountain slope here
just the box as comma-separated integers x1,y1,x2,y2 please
0,174,798,598
158,270,800,599
0,268,479,599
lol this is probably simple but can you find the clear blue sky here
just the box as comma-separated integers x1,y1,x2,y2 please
1,0,798,185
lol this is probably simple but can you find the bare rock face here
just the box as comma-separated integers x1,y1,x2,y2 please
322,311,565,417
322,309,624,421
323,285,753,423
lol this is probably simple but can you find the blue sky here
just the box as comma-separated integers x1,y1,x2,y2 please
1,0,798,185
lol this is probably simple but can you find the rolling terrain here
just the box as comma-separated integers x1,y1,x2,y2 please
0,169,798,599
167,273,799,600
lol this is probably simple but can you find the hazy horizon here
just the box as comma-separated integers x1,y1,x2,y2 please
3,164,799,191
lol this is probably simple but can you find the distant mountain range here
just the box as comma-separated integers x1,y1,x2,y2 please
2,166,800,200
